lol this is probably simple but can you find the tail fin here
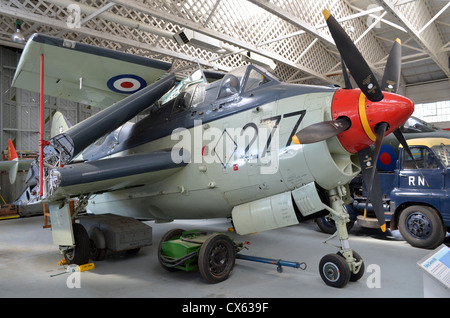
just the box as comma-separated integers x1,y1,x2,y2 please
7,139,19,184
51,111,72,138
7,139,18,161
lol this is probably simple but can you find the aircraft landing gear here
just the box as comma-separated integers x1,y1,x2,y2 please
63,223,90,265
319,187,365,288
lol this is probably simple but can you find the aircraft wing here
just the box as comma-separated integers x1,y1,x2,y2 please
47,149,190,201
12,33,172,108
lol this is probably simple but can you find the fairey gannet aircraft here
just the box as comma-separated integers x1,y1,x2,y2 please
12,10,415,288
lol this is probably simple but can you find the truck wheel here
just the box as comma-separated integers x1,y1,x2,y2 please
398,205,445,249
158,228,185,272
316,216,354,234
319,253,350,288
198,234,235,284
64,223,91,265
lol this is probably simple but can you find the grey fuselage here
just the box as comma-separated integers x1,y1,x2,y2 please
56,65,360,221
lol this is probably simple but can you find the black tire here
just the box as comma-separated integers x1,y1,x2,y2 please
64,223,91,265
319,253,350,288
338,250,364,282
398,205,445,249
316,216,354,234
89,227,106,261
198,234,235,284
158,228,185,272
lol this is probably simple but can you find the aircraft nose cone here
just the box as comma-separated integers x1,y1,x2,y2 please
365,92,414,135
332,89,414,153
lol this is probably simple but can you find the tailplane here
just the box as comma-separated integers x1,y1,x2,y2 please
51,111,72,138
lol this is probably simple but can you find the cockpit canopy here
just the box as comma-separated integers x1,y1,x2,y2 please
166,64,279,114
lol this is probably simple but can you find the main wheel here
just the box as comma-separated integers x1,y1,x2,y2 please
88,227,106,261
398,205,445,249
64,223,91,265
319,253,350,288
198,234,235,284
158,228,185,272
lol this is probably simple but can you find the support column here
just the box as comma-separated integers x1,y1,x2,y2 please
39,53,44,197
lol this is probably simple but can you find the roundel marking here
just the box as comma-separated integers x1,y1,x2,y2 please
377,144,398,171
107,74,147,94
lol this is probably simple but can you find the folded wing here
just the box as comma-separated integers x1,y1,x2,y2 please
47,149,190,200
12,33,172,108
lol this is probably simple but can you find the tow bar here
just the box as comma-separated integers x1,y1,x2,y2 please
236,253,307,273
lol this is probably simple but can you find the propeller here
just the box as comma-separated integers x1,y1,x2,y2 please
292,117,350,144
323,8,397,231
323,9,422,232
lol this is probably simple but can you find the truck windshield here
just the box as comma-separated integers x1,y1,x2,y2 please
432,144,450,167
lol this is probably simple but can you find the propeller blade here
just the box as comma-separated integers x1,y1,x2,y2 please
381,38,402,93
292,117,351,144
358,147,387,231
362,122,388,231
323,9,384,102
341,58,353,89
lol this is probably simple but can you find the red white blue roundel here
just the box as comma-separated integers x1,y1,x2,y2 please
377,144,398,171
107,74,147,94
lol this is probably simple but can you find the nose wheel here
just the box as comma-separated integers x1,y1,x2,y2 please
319,250,365,288
319,187,365,288
319,253,350,288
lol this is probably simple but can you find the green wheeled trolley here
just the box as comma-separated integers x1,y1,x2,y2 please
158,229,236,283
158,229,306,283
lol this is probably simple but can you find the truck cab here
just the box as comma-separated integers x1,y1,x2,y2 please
388,137,450,248
352,137,450,249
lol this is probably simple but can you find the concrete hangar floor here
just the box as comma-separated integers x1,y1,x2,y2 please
0,214,448,298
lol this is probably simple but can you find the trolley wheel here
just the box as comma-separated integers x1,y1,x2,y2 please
158,228,185,272
319,253,350,288
198,233,235,284
64,223,91,265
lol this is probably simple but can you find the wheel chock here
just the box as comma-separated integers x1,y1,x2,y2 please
51,261,95,277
